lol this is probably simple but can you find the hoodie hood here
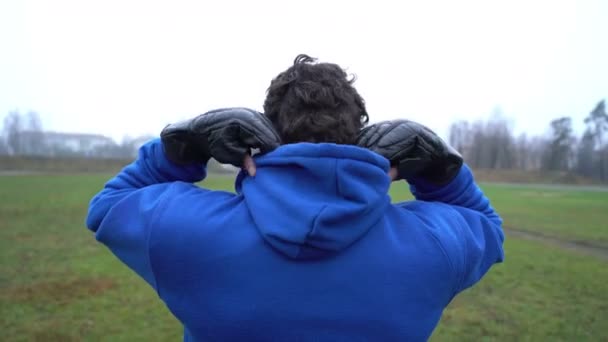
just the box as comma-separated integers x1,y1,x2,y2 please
235,143,391,260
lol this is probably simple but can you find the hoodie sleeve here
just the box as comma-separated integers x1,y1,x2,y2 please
85,138,207,289
408,164,505,293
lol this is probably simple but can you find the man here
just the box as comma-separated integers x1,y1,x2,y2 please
86,54,504,341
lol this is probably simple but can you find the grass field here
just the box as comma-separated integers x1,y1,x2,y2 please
1,173,607,341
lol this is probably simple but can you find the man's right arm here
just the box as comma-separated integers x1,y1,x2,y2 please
357,119,504,294
407,164,505,294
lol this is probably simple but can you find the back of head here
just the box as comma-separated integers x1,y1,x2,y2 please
264,54,369,145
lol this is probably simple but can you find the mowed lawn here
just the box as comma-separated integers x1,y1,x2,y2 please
1,173,607,341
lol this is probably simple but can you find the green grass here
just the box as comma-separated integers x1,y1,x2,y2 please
480,183,608,247
430,238,608,341
390,181,608,247
1,174,606,341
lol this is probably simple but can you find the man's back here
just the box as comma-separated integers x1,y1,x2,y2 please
87,141,504,342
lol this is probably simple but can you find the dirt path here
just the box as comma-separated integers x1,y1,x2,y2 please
504,227,608,261
486,182,608,192
0,170,44,175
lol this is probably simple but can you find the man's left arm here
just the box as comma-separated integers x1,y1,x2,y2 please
86,108,280,289
86,138,207,289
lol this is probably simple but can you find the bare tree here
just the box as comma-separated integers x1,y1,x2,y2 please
585,100,608,148
490,118,515,169
542,117,575,171
514,133,529,170
577,129,595,178
1,110,48,156
468,120,485,168
3,110,23,155
458,114,515,170
22,111,46,155
581,100,608,181
527,136,546,170
601,146,608,182
0,134,8,155
448,120,471,154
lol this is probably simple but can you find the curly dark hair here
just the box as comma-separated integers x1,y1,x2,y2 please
263,54,369,145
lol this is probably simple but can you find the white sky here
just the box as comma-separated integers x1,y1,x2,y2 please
1,0,607,142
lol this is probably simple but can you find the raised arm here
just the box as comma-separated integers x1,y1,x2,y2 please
86,108,281,289
86,138,207,288
86,138,207,231
409,163,501,227
407,164,504,293
358,120,504,294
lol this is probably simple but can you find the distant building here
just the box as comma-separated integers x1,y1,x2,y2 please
18,130,116,157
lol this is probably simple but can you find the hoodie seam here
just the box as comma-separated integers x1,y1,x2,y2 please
402,204,460,297
294,152,341,259
425,227,460,298
296,204,329,259
144,183,175,298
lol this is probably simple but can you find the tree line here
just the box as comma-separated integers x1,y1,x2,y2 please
0,110,152,159
2,101,608,182
0,110,235,173
448,100,608,183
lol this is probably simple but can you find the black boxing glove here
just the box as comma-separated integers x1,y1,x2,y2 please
357,120,463,185
161,108,281,167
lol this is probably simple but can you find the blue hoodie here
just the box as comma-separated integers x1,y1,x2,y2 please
86,138,504,342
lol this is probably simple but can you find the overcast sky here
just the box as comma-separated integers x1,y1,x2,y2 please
1,0,607,142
